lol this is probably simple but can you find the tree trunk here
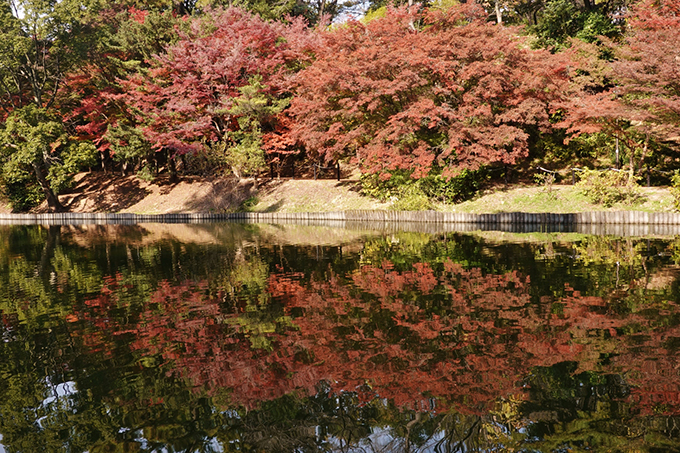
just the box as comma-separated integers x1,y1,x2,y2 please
168,153,179,183
615,137,620,168
495,0,503,25
32,161,64,212
101,147,111,173
628,151,635,187
39,226,60,279
638,133,649,179
407,0,415,30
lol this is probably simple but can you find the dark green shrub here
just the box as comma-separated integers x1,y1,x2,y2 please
419,169,487,203
361,168,485,208
4,180,43,212
671,171,680,212
576,169,642,207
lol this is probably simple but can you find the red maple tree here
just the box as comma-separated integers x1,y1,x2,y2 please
118,7,317,156
289,4,571,179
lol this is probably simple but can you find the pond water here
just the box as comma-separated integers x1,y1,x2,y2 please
1,223,680,452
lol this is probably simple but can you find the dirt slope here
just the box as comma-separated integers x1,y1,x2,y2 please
1,172,673,214
25,172,390,214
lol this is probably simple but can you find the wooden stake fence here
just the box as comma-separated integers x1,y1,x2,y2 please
1,211,680,235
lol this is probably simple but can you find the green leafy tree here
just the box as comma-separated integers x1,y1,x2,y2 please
60,7,182,176
226,77,290,179
0,0,101,211
529,0,621,48
0,106,96,211
202,0,354,24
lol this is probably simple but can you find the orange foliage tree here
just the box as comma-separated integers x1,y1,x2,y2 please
289,4,571,179
118,7,316,159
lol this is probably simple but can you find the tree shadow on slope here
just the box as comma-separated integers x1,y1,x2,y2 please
47,173,151,213
180,178,258,213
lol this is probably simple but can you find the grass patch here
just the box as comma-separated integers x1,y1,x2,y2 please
240,196,259,211
237,180,675,214
446,185,674,214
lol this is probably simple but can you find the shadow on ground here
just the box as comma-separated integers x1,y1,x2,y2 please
181,178,257,213
335,180,363,193
59,174,150,212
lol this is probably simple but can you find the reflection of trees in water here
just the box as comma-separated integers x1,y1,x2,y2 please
67,236,680,450
2,226,680,451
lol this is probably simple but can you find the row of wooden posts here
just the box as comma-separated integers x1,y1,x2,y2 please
0,210,680,225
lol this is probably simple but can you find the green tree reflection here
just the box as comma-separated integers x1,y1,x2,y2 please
0,225,679,451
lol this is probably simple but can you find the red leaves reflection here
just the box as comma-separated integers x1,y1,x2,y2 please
73,260,680,415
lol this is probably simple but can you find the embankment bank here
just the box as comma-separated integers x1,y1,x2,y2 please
0,172,676,216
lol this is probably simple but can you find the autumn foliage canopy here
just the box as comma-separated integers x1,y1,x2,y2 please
119,8,317,155
290,4,572,178
561,0,680,150
2,0,680,210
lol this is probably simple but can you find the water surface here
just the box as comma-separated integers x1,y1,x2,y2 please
1,223,679,452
